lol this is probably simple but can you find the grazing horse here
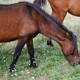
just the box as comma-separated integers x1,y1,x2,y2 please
0,2,80,72
34,0,80,46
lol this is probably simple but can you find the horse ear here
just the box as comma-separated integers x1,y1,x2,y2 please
66,32,72,40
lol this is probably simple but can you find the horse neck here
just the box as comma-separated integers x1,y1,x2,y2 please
31,5,68,45
37,16,67,44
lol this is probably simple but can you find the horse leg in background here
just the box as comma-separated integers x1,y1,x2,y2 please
27,39,37,68
9,38,27,72
46,8,66,47
47,0,68,47
46,9,66,47
34,0,54,47
47,38,54,47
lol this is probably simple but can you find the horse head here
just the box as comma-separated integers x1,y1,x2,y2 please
61,32,80,65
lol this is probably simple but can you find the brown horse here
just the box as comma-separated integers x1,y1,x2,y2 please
34,0,80,22
34,0,80,46
0,2,80,72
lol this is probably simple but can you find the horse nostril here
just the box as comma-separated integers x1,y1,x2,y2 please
78,61,80,64
70,62,75,66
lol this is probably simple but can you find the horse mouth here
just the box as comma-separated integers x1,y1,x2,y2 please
70,61,80,66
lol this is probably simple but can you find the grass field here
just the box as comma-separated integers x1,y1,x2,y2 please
0,0,80,80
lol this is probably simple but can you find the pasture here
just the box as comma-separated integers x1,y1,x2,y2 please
0,0,80,80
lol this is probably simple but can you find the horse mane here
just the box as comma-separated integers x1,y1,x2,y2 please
33,0,46,7
25,2,72,35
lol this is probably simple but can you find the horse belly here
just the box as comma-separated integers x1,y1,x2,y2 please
0,30,18,42
69,0,80,16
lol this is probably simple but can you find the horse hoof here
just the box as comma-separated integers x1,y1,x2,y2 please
49,44,54,47
8,68,15,72
30,63,37,68
47,41,54,47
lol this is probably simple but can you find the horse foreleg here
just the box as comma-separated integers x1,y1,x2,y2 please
26,39,37,68
9,38,27,72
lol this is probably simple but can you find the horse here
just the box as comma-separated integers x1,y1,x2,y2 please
0,2,80,72
34,0,80,46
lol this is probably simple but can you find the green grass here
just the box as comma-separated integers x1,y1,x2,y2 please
0,34,80,80
0,0,80,80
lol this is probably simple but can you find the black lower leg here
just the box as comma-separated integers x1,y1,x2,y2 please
9,39,26,72
27,40,37,68
47,39,54,47
9,52,21,72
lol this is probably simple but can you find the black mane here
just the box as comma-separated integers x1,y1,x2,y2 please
25,2,72,35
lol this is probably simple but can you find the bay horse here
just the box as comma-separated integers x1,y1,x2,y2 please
34,0,80,46
0,2,80,72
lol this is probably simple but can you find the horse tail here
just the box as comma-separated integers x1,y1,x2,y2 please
33,0,47,7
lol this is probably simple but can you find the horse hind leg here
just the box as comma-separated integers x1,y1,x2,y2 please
47,39,54,47
9,38,27,72
26,39,37,68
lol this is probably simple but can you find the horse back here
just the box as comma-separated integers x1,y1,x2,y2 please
0,2,38,42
